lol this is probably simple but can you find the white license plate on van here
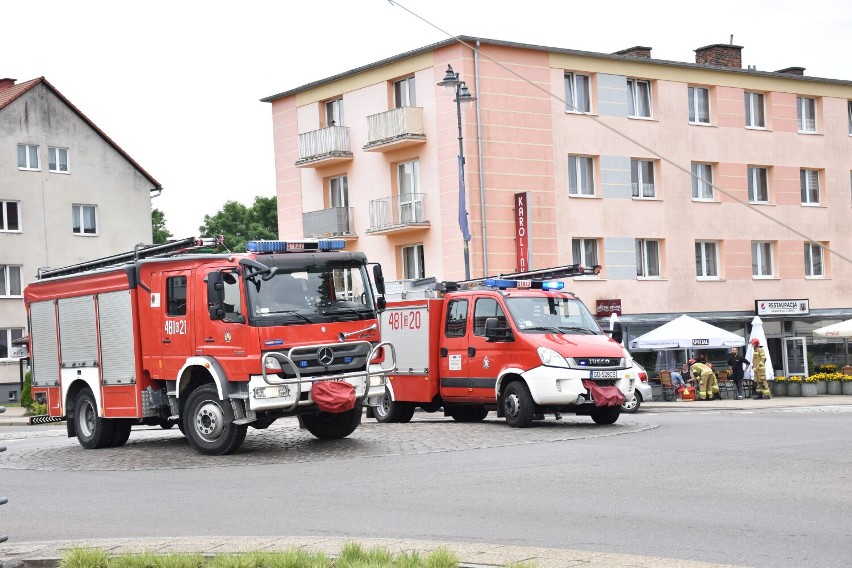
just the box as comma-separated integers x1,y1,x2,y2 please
591,370,617,379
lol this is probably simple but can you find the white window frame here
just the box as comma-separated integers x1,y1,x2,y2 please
17,144,39,170
397,161,422,223
627,78,652,118
797,96,817,133
631,159,656,198
393,77,416,108
691,162,714,201
0,265,23,297
748,166,769,203
329,175,349,208
572,238,600,275
800,169,820,205
744,92,765,128
48,146,70,173
72,204,98,236
564,72,591,114
695,241,719,280
751,241,774,278
688,86,711,124
636,239,661,279
325,98,344,127
568,155,595,196
1,328,24,360
401,243,425,280
804,242,825,278
1,200,21,232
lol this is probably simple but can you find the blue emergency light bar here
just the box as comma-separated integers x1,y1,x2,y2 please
246,239,346,253
483,278,565,290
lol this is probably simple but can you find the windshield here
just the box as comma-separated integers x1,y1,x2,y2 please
246,261,375,325
505,296,602,335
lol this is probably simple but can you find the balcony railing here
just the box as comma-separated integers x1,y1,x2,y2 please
367,193,430,233
296,126,353,167
302,207,355,238
363,107,426,152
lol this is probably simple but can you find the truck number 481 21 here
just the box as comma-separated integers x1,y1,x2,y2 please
164,319,188,335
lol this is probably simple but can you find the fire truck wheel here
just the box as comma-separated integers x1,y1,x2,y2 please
590,406,621,425
159,419,175,429
396,402,415,423
109,419,133,447
502,382,535,428
449,405,489,422
302,403,363,439
74,389,115,449
374,389,409,423
183,384,248,455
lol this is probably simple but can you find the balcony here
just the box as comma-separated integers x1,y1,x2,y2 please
302,207,356,239
296,126,353,168
367,193,430,234
363,107,426,152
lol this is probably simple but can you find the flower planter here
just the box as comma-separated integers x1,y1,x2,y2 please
842,382,852,395
827,381,842,395
801,383,818,397
787,382,802,396
770,381,787,397
816,380,827,394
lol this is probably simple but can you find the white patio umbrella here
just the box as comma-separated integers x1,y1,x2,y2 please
629,314,746,349
813,318,852,338
745,315,775,380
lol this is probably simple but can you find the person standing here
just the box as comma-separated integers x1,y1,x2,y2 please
727,346,750,400
750,338,771,399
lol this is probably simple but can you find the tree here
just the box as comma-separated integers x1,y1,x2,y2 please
199,196,278,252
152,208,173,244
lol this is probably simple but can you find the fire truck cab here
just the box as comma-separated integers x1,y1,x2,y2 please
374,268,635,427
24,237,395,455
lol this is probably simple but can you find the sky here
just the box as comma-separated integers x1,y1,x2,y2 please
3,0,850,238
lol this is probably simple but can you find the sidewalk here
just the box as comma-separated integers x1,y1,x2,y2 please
643,393,852,411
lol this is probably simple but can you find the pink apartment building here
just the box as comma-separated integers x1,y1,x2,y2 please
263,37,852,376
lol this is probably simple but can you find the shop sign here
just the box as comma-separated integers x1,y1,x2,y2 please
514,192,531,272
755,299,809,316
596,299,622,317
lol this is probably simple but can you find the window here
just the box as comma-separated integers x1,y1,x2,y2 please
636,239,661,278
1,328,24,359
800,169,820,205
473,297,507,336
568,155,595,196
691,162,714,200
627,79,651,118
48,146,69,172
17,144,39,170
688,86,710,124
572,238,599,271
72,204,98,235
1,201,21,231
8,390,17,402
394,77,416,108
167,276,188,316
398,161,422,222
329,175,348,208
631,159,655,198
744,92,765,128
444,299,468,338
695,242,719,279
748,166,769,203
1,265,23,296
804,242,824,278
751,241,774,278
797,96,817,132
325,98,344,127
401,244,424,279
564,72,590,113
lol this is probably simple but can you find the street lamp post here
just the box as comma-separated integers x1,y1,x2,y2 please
437,64,476,280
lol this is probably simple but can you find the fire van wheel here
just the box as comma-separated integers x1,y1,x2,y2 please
449,405,489,423
74,389,115,449
590,406,621,425
374,389,401,423
302,403,363,440
183,384,247,455
502,381,534,428
109,419,133,447
396,402,415,424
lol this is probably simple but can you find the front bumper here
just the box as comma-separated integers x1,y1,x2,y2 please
520,365,634,406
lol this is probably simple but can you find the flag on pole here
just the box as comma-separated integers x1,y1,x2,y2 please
458,155,471,241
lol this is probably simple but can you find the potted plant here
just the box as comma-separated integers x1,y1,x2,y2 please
786,375,803,396
825,372,843,395
842,373,852,396
771,375,787,397
801,375,819,397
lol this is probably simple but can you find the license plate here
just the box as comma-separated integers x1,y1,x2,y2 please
591,370,617,379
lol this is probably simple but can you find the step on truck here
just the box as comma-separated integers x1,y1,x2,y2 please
24,237,395,455
371,266,635,426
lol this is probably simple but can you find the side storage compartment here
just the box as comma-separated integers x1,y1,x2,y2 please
380,300,435,403
29,300,61,416
98,290,140,417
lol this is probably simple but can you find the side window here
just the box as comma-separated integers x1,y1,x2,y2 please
222,271,242,318
473,298,507,336
445,299,468,338
167,276,188,316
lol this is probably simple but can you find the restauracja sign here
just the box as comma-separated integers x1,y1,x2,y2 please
755,299,809,316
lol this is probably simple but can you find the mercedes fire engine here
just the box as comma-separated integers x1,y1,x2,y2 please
372,265,635,426
24,237,395,455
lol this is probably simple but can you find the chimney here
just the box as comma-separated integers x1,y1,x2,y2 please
776,66,805,76
0,78,17,89
694,44,743,68
613,46,652,59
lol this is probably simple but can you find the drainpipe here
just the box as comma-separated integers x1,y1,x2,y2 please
474,40,488,275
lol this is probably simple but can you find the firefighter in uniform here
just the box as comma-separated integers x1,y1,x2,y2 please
751,338,771,399
690,358,719,401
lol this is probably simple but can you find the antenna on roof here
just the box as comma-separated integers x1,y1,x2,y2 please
730,34,734,45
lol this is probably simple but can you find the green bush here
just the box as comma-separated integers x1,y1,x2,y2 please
21,370,33,407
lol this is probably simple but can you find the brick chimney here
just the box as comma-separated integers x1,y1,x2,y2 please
694,44,743,68
776,66,805,76
614,46,652,58
0,78,17,89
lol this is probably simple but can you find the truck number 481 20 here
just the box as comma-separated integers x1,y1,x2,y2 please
387,310,421,331
164,319,188,335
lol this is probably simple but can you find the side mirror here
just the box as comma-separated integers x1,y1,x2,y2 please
373,264,386,296
610,320,624,344
206,272,225,321
485,317,513,342
376,297,387,312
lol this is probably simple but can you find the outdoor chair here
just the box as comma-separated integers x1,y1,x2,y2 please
659,370,677,401
716,370,735,399
843,366,852,376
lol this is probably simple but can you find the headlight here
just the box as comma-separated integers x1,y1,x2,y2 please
265,357,282,371
538,346,569,368
253,385,290,399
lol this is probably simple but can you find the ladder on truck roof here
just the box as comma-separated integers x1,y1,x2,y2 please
439,263,601,291
37,236,223,280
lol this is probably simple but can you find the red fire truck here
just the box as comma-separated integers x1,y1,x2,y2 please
370,266,635,426
24,237,395,455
